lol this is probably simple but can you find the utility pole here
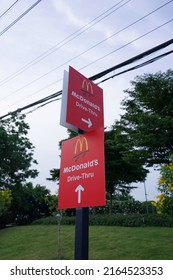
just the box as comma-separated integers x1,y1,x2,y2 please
144,181,149,214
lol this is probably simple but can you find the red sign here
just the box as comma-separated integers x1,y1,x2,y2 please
66,66,104,132
58,128,106,209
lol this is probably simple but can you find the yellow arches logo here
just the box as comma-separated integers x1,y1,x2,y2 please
82,79,93,96
74,137,89,161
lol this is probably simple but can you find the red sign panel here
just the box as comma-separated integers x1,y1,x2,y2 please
58,128,106,209
66,66,104,132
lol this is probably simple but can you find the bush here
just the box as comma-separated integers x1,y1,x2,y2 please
32,216,75,225
89,214,145,227
31,213,173,227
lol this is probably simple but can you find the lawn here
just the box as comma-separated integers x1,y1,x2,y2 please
0,225,173,260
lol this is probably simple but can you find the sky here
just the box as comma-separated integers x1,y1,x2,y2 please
0,0,173,201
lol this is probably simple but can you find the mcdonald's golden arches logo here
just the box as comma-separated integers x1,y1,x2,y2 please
73,137,89,161
81,79,93,96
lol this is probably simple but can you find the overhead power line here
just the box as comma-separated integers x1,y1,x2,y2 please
0,0,172,98
97,49,173,84
1,16,172,104
0,0,20,19
0,39,172,120
0,91,62,120
26,96,62,115
0,0,131,86
25,48,173,115
0,0,171,89
26,48,173,112
0,0,42,37
79,18,173,73
90,38,173,81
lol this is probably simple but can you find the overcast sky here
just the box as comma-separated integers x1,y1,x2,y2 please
0,0,173,201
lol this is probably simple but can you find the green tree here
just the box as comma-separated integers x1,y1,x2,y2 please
45,194,58,215
0,113,39,225
105,126,148,213
47,130,76,183
152,155,173,215
0,188,12,227
0,113,38,189
0,188,12,215
10,183,52,225
47,168,60,183
119,69,173,166
109,192,143,214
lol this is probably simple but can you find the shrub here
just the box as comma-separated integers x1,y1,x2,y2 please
32,216,75,225
31,213,173,227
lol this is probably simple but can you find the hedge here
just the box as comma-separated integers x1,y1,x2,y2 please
31,214,173,227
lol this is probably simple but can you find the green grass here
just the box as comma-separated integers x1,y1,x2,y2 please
0,225,173,259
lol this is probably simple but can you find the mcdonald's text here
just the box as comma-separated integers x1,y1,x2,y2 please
63,159,98,173
72,90,100,112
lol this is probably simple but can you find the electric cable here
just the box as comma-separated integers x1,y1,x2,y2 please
90,38,173,81
0,39,172,120
23,49,173,115
0,0,43,37
18,1,173,91
26,97,62,114
79,18,173,73
97,49,173,84
0,0,131,86
1,17,172,104
0,0,20,19
0,0,172,89
0,90,62,120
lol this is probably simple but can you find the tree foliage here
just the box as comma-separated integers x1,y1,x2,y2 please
105,126,148,213
0,188,12,216
0,114,38,189
105,126,147,187
119,69,173,166
10,183,53,224
47,129,76,183
0,114,49,226
47,168,60,182
0,182,56,225
152,155,173,215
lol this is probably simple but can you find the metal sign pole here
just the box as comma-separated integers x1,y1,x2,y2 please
74,128,89,260
74,207,89,260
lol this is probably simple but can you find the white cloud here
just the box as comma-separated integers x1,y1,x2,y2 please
52,0,87,27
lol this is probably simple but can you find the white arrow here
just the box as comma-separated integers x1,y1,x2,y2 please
75,185,84,204
81,118,92,128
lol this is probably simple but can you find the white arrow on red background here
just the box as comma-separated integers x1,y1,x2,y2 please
75,185,84,204
81,117,92,128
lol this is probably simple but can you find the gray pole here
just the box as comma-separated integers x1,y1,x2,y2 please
144,181,149,214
